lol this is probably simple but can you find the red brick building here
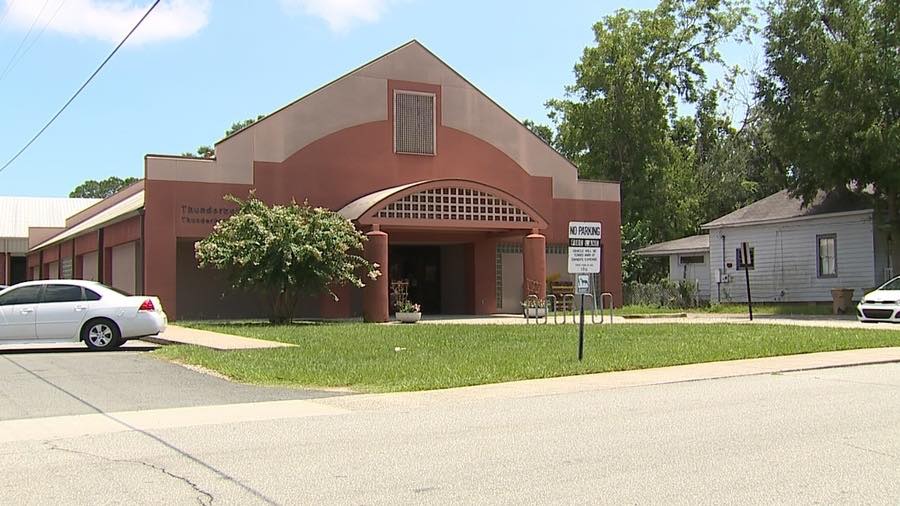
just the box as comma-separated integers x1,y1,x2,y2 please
28,41,622,321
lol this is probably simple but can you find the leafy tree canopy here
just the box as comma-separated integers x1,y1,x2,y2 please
195,194,379,323
758,0,899,265
543,0,784,281
70,176,140,199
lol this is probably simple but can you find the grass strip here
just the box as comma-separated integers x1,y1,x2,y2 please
154,322,900,393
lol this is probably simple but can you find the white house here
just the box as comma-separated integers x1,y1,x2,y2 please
635,234,711,301
639,190,893,303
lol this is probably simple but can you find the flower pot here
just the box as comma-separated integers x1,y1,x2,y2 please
396,311,422,323
523,307,546,318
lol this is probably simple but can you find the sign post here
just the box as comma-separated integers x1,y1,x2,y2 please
568,221,602,361
741,241,753,321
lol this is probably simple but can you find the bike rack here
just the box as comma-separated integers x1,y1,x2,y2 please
562,294,576,324
581,293,597,324
543,294,558,324
599,292,614,323
523,294,547,324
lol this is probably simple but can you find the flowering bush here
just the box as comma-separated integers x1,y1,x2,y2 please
396,300,421,313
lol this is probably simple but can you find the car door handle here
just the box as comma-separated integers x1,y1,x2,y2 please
75,305,88,311
20,308,33,314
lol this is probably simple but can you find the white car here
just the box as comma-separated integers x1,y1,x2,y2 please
857,276,900,323
0,280,167,350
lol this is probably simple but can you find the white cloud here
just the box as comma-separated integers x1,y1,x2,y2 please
279,0,392,32
3,0,211,44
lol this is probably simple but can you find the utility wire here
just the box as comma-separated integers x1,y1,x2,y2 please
0,0,68,84
0,0,18,29
0,0,161,175
0,0,51,81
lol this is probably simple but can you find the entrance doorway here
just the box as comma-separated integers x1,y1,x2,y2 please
389,246,442,314
388,244,471,315
10,256,26,284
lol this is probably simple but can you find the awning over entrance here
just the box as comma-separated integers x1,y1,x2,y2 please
338,179,548,230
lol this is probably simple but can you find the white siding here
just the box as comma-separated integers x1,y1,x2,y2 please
667,253,711,301
707,212,876,303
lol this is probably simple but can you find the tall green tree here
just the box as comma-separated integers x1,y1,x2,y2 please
548,0,754,242
70,176,140,199
758,0,899,268
195,194,379,323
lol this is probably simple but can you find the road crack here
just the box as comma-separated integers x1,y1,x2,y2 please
44,441,215,505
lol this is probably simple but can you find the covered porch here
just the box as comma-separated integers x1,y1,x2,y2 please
339,179,550,322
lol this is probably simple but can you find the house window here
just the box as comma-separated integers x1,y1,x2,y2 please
680,255,705,264
735,247,755,270
394,91,435,155
817,234,837,278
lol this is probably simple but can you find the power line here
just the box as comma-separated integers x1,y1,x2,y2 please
0,0,68,84
0,0,162,175
0,0,18,29
0,0,51,81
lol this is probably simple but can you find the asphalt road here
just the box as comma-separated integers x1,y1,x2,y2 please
1,361,897,505
0,343,343,421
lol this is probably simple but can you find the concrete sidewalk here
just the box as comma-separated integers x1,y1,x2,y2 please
321,346,900,411
145,324,294,350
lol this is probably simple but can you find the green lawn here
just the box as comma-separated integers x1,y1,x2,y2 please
154,322,900,393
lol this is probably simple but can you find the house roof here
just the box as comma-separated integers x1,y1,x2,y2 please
0,196,100,239
30,191,144,251
636,234,710,256
701,190,872,229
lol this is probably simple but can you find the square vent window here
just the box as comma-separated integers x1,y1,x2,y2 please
394,91,435,155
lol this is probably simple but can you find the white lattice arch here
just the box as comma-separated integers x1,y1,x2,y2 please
339,179,548,230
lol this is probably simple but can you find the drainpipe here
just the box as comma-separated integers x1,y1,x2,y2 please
719,232,726,303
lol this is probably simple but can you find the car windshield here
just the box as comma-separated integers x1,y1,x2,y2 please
880,277,900,291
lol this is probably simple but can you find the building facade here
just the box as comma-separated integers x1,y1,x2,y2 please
27,41,623,321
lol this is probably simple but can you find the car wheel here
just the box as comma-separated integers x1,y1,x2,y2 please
82,319,122,351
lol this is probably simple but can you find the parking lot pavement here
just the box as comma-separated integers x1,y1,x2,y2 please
0,344,346,422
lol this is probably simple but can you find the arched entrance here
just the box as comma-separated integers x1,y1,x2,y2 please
339,179,549,322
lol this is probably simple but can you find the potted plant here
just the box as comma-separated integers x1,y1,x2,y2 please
521,297,546,318
395,300,422,323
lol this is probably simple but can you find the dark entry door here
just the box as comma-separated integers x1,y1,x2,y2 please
389,246,441,314
10,257,26,284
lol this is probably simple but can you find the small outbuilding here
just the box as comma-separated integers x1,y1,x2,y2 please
639,190,892,304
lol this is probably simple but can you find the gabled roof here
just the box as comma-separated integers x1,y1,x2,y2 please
636,234,709,256
0,196,100,238
701,190,872,229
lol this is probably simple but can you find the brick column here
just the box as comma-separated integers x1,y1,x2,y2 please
523,230,546,300
363,229,389,323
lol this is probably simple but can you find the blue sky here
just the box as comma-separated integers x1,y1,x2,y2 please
0,0,761,197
